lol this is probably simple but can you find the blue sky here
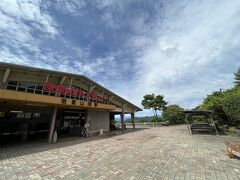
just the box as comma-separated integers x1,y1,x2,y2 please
1,0,240,116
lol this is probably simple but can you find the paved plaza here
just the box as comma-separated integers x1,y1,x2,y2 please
0,125,240,180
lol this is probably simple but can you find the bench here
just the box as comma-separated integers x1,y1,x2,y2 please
190,123,212,134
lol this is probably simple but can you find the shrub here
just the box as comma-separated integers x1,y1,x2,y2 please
151,116,162,122
222,94,240,126
162,105,185,124
198,90,228,124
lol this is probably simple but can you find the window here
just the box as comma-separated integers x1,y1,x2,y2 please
17,113,25,118
7,81,18,90
25,113,31,119
33,113,40,118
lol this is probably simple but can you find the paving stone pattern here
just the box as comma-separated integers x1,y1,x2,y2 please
0,125,240,180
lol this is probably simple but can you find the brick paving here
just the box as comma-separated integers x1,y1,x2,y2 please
0,125,240,180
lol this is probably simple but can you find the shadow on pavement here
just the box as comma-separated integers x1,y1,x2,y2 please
0,128,147,160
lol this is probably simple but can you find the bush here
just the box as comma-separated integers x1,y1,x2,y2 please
197,70,240,127
198,90,228,125
222,94,240,126
151,116,162,122
162,105,185,124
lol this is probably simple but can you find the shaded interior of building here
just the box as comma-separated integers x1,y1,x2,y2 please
0,101,125,144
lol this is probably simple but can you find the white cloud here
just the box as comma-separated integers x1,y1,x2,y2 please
52,0,86,15
119,0,240,112
1,0,240,117
101,12,119,30
73,55,117,77
95,0,115,9
0,0,59,65
0,46,31,64
0,0,58,36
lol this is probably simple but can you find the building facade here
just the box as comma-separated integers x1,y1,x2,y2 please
0,62,141,143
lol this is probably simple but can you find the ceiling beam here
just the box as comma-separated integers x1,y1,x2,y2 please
2,68,10,83
59,76,67,85
89,84,96,92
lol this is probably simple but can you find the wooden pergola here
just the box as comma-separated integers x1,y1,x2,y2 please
183,110,219,135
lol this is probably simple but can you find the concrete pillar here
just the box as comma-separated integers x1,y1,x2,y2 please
121,103,126,132
131,113,135,129
85,109,91,137
1,68,10,88
2,68,10,83
121,113,125,132
86,109,90,125
48,106,58,143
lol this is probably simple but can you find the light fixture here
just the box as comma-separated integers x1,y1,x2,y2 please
10,111,23,113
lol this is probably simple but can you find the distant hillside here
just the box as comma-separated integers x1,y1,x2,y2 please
125,116,158,123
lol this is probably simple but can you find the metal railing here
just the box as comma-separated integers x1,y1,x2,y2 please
2,82,118,106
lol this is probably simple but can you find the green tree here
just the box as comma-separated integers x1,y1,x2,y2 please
197,69,240,127
162,105,185,124
198,90,228,125
234,68,240,87
141,94,167,122
222,93,240,126
198,88,240,125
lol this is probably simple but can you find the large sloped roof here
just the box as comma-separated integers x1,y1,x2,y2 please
0,62,142,112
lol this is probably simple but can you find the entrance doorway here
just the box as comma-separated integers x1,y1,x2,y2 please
109,113,121,131
57,109,86,137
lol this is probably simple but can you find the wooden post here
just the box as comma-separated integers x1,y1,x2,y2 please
48,106,58,143
121,103,125,132
121,113,125,132
186,114,192,135
131,113,135,129
210,114,219,135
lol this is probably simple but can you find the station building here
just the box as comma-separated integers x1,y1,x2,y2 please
0,62,141,143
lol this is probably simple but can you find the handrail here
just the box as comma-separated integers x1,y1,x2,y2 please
3,82,115,105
